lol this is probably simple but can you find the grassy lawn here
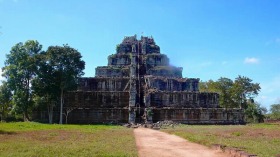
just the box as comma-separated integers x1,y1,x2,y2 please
163,123,280,157
0,122,137,157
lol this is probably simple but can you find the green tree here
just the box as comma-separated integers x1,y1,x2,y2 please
2,40,42,120
0,81,12,121
215,77,236,108
200,78,235,108
32,52,60,123
232,76,261,109
43,45,85,124
270,104,280,119
245,102,265,123
200,76,261,110
199,76,262,123
199,79,218,93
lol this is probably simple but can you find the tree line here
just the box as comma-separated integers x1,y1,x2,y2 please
1,40,280,123
200,77,280,122
0,40,85,123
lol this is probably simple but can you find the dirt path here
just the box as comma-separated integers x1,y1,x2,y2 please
134,128,226,157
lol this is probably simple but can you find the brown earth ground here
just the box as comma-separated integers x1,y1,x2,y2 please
134,128,227,157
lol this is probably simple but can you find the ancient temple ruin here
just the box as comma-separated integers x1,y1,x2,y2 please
63,35,244,124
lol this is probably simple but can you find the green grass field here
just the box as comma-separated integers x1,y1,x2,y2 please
0,122,137,157
163,123,280,157
1,122,280,157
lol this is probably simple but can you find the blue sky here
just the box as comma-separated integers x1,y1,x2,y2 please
0,0,279,109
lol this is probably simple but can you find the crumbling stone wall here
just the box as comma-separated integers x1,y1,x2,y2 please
78,77,130,91
147,66,183,77
52,35,245,124
152,108,244,124
95,66,129,77
146,92,219,108
64,91,129,108
145,76,199,91
108,54,131,66
145,53,169,68
116,35,160,54
67,108,128,124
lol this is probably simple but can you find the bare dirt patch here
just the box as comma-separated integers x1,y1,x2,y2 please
134,128,227,157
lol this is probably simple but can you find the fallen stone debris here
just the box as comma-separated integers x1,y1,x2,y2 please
123,120,179,130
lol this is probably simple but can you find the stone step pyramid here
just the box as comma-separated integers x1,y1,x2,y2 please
61,35,244,124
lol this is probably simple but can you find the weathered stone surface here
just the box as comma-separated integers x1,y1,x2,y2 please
78,77,130,91
152,108,244,124
148,92,219,108
108,54,131,66
33,35,245,124
116,35,160,54
145,53,169,68
66,108,128,124
147,66,183,77
64,91,129,108
95,66,129,77
144,76,199,91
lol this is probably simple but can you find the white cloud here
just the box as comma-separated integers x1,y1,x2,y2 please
244,57,259,64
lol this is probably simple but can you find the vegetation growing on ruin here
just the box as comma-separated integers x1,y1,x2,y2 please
163,123,280,157
108,53,131,59
146,53,165,57
116,44,120,52
0,122,137,157
146,44,160,53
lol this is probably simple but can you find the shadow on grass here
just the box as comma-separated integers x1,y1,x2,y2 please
0,130,17,135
